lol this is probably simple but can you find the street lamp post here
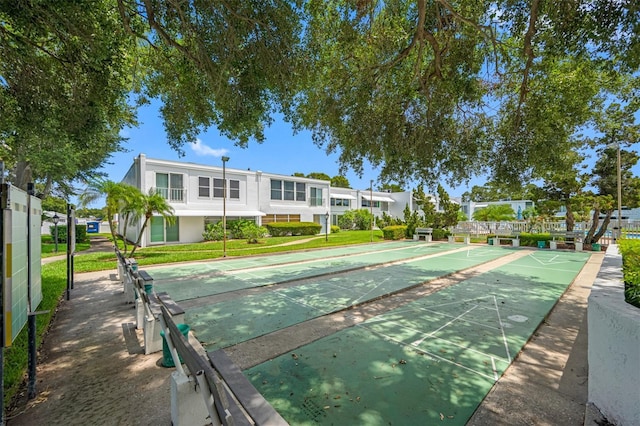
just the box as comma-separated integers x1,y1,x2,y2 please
52,213,60,253
325,211,329,242
370,180,373,243
222,156,230,257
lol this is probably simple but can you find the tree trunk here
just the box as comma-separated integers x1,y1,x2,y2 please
565,202,575,232
129,216,150,258
13,161,31,190
584,208,612,245
592,210,612,244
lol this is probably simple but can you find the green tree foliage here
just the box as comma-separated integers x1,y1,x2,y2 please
117,0,303,152
4,1,639,197
436,185,459,228
294,1,639,187
378,183,404,193
462,181,541,203
76,207,107,219
79,179,132,243
0,1,136,194
472,204,515,222
306,172,331,181
330,175,351,188
41,196,67,216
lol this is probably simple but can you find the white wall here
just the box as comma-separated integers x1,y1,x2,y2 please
176,216,204,244
588,245,640,426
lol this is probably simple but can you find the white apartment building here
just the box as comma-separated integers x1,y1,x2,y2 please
121,154,331,247
329,187,432,226
121,154,439,247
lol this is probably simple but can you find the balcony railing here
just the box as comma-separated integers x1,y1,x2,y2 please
153,187,185,202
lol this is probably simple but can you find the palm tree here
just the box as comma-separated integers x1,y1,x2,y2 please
128,189,175,257
78,178,131,245
119,187,145,255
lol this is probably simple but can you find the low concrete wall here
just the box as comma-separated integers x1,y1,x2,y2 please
588,245,640,426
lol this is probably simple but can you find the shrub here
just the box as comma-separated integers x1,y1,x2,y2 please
228,219,255,239
265,222,322,236
619,239,640,308
516,232,551,247
202,222,224,241
432,228,448,240
338,209,374,231
330,225,340,234
242,223,268,244
49,224,88,243
382,225,407,240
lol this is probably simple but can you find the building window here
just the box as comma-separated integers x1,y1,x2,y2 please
362,199,380,208
213,178,239,199
296,182,306,201
262,214,301,224
310,188,323,206
271,179,282,200
271,179,306,201
284,181,295,200
331,198,350,207
213,178,224,198
198,177,210,198
156,173,184,201
230,180,240,199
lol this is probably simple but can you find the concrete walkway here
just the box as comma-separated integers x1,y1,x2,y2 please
7,245,606,425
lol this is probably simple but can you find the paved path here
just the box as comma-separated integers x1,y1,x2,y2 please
7,244,604,425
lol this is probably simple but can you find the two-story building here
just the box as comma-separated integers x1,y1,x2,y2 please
121,154,331,247
121,154,449,248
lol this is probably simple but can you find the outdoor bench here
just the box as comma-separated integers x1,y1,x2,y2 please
160,305,287,426
492,231,521,247
448,228,471,244
414,227,433,242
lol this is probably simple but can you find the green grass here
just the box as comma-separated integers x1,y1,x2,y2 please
4,230,384,404
40,235,90,257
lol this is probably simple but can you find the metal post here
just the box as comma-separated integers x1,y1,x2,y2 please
26,183,36,399
221,156,229,257
617,143,622,242
370,180,373,243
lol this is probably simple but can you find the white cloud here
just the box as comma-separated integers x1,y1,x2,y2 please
190,139,228,157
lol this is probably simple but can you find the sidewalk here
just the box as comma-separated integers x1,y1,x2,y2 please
7,246,605,425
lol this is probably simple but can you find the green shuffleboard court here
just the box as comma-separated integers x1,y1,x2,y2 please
244,250,590,425
184,245,513,350
153,241,463,301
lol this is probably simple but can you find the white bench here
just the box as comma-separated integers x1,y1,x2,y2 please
414,227,433,242
549,231,583,250
492,231,520,247
448,229,470,244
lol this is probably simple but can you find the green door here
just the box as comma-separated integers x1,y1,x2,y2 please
150,216,165,243
165,220,179,242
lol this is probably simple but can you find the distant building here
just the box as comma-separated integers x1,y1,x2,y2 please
459,200,534,220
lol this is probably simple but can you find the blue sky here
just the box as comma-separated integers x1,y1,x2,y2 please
96,99,640,209
99,101,483,201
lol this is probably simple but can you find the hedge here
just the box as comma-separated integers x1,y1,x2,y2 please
265,222,322,237
382,225,407,240
49,224,88,243
619,239,640,309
